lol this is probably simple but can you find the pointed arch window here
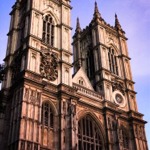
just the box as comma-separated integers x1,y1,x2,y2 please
108,48,118,75
78,115,103,150
41,102,54,128
86,50,94,77
42,14,54,46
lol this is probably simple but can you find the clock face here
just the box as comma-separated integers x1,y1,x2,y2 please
113,91,126,107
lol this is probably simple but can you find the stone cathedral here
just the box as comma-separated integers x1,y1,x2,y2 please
0,0,148,150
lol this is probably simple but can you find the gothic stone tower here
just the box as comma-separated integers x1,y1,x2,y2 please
0,1,148,150
0,0,75,150
72,2,148,150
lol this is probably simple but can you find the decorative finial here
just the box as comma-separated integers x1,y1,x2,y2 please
75,17,81,33
94,1,101,19
115,13,122,30
115,13,117,18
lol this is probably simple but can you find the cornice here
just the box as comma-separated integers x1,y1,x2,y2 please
118,54,131,60
59,60,73,67
57,23,72,30
60,49,72,55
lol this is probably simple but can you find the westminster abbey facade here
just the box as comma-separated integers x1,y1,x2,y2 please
0,0,148,150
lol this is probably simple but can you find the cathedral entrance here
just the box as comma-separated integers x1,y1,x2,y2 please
78,115,104,150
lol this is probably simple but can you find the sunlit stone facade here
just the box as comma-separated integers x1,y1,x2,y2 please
0,0,148,150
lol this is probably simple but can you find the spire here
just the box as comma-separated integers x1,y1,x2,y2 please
115,13,122,30
75,17,81,33
93,1,101,19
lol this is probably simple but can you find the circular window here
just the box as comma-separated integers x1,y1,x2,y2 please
113,91,126,107
115,94,123,104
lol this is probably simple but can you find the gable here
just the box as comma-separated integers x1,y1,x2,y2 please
72,68,94,91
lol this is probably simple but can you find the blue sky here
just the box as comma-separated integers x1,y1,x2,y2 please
0,0,149,147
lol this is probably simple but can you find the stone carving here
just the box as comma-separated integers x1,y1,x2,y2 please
63,101,66,115
108,117,111,129
30,90,37,102
24,88,41,104
72,115,76,130
119,128,123,140
67,101,76,130
134,125,138,137
24,88,29,100
43,0,60,19
138,126,145,140
106,32,119,49
37,92,41,101
108,117,118,145
134,125,145,140
68,103,76,116
30,90,41,104
112,79,125,95
40,51,58,81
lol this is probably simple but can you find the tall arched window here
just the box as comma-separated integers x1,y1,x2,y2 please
42,14,54,46
78,115,103,150
108,48,118,75
41,102,54,128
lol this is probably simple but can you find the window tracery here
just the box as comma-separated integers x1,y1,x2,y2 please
41,102,54,128
42,14,54,46
108,48,118,75
78,115,103,150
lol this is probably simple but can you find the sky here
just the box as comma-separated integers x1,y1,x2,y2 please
0,0,150,147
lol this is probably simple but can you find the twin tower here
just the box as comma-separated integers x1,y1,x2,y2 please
0,0,148,150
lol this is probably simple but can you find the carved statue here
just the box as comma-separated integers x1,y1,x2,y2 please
67,101,76,116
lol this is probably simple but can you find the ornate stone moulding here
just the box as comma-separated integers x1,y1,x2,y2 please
112,78,125,95
40,50,58,81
